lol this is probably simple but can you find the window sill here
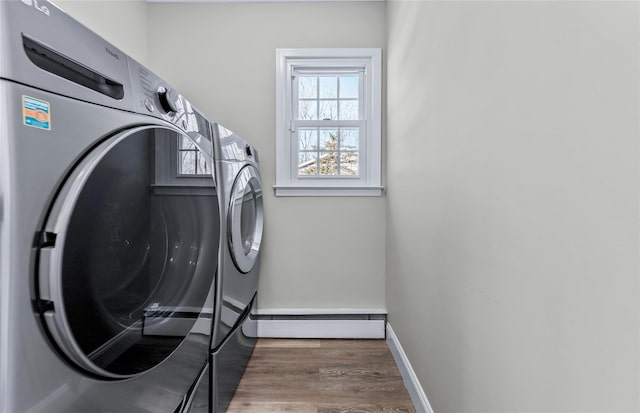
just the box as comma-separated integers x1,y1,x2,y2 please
151,184,215,196
273,185,384,197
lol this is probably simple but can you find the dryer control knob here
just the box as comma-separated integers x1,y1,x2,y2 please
157,87,180,114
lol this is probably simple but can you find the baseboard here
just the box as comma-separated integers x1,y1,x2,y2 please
255,309,387,339
386,323,434,413
256,308,388,315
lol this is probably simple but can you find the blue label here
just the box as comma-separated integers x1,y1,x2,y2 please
23,96,51,130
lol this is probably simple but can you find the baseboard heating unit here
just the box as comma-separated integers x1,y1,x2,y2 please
255,309,387,339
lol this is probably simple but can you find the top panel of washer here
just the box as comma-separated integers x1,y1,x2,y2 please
0,0,211,139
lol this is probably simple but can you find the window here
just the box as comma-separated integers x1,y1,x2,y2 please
152,129,212,188
177,136,210,176
275,49,382,196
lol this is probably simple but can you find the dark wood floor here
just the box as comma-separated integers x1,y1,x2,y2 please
227,339,416,413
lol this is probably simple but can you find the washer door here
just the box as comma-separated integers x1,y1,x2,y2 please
36,125,219,379
227,164,263,274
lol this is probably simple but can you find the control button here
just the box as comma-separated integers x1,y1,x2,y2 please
245,144,253,157
182,119,188,129
144,99,155,113
157,86,180,114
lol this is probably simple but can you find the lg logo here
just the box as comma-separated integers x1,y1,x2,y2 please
20,0,51,17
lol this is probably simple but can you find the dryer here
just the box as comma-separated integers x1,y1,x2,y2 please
209,125,264,412
0,2,220,412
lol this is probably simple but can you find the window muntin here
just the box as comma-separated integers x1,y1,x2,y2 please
178,136,209,176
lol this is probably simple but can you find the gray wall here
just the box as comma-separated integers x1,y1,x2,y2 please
146,2,387,311
386,1,640,411
51,1,640,410
60,0,388,312
54,0,148,64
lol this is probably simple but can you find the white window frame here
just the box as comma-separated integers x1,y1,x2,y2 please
275,48,382,197
153,129,213,188
175,134,211,177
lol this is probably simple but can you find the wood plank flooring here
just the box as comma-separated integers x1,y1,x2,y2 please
226,339,416,413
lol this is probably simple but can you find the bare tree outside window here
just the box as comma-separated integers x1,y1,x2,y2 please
295,73,360,177
177,136,209,175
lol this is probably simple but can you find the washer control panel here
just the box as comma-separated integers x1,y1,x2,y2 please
128,59,212,142
157,86,181,114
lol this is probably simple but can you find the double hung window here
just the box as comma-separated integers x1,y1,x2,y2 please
275,49,382,196
153,131,212,188
177,135,209,176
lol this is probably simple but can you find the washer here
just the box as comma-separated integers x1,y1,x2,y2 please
0,2,220,412
209,125,264,412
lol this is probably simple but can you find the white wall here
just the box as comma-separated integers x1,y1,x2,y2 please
147,2,387,311
53,0,148,64
386,1,640,412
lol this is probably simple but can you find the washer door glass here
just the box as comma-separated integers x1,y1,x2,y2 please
228,164,263,274
36,126,219,379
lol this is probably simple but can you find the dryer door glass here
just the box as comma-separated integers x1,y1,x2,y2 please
36,126,219,379
228,164,263,273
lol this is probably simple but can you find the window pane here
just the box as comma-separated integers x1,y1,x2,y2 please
298,100,317,120
179,151,196,174
319,129,338,150
340,128,359,150
339,100,358,120
339,75,359,99
319,100,337,120
180,136,196,150
196,153,209,175
339,152,359,176
319,76,337,99
298,76,317,99
298,152,318,176
298,151,317,164
298,128,318,151
318,152,339,176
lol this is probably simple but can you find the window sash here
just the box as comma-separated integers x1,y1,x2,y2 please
292,68,364,76
291,122,366,179
291,69,365,179
292,120,363,128
292,71,365,122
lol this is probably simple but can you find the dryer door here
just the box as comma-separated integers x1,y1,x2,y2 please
36,125,220,379
227,164,263,273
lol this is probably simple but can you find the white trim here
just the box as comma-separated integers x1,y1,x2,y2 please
147,0,384,2
386,324,435,413
257,319,385,339
273,185,383,197
256,307,387,316
275,48,382,197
